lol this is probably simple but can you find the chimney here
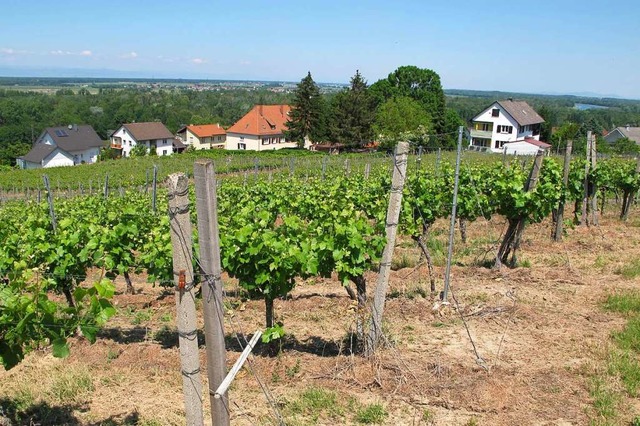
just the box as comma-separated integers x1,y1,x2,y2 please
280,104,283,115
217,123,220,128
508,97,513,102
259,105,263,116
627,124,631,132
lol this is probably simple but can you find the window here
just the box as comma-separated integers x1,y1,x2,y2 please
497,125,513,134
495,140,507,148
238,143,246,150
492,108,499,117
262,138,269,145
162,150,167,155
476,122,491,132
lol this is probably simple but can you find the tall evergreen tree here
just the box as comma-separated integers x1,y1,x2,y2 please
331,70,375,148
285,72,326,147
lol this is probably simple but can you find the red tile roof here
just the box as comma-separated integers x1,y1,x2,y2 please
524,137,551,148
226,105,291,136
184,124,226,138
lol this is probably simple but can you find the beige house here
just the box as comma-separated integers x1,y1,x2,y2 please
177,124,226,150
226,104,306,151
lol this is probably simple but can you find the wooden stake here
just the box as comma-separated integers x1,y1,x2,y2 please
590,133,598,225
366,141,409,356
152,165,158,213
167,173,204,426
193,160,230,426
42,175,57,231
554,140,573,241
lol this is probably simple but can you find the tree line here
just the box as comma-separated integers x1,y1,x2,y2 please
1,66,640,167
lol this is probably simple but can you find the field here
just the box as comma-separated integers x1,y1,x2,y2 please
2,208,640,425
1,151,640,426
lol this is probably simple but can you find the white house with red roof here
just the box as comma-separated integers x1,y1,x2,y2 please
176,124,226,150
225,105,308,151
110,122,175,157
469,99,547,154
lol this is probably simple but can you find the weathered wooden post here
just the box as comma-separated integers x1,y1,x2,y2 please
366,141,409,356
193,160,230,426
167,173,204,426
554,140,573,241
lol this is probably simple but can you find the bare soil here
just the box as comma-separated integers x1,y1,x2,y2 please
2,209,640,425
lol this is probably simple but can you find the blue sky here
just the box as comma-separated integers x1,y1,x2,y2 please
1,0,639,98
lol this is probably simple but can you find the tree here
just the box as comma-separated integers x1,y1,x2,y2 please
130,143,148,157
330,70,375,148
285,72,327,147
610,137,640,155
551,122,580,152
369,66,446,134
373,96,432,149
442,108,466,149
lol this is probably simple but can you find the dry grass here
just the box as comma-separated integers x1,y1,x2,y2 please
2,208,640,425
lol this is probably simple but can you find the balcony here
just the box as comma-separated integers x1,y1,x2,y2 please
470,129,493,139
111,137,122,149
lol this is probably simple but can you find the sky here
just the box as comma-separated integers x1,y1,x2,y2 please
1,0,639,98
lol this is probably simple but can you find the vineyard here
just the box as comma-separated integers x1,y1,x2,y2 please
1,151,640,425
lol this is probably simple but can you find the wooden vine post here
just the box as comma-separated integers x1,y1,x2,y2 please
366,141,409,356
167,173,204,426
580,131,592,225
590,133,598,225
193,159,230,426
554,139,573,241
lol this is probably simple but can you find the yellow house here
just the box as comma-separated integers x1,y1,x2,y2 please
177,124,226,150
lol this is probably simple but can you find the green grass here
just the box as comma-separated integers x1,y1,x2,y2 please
355,403,387,424
391,252,418,270
591,291,640,424
48,367,94,402
285,387,343,422
589,377,619,425
608,350,640,397
284,387,389,425
615,259,640,279
612,317,640,352
604,292,640,314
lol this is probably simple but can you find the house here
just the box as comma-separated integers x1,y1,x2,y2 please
176,124,226,150
226,104,308,151
469,99,545,153
110,122,175,157
17,124,104,169
604,126,640,145
502,138,551,156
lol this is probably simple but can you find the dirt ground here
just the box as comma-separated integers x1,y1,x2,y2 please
2,209,640,425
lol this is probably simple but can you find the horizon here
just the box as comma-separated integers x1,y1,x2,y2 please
2,0,639,98
0,72,636,101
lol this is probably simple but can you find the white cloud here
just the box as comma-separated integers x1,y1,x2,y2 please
191,58,206,65
1,48,14,54
50,50,92,56
121,51,138,59
239,60,251,66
